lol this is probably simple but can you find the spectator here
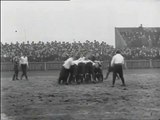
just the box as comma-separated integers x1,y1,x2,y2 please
1,39,160,62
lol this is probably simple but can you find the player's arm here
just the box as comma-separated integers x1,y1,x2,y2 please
26,57,29,68
122,57,124,65
111,56,115,67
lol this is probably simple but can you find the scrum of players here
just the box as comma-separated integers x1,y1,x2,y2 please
11,50,125,87
58,53,103,85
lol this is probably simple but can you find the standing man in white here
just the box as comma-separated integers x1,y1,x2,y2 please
20,53,29,80
111,50,126,87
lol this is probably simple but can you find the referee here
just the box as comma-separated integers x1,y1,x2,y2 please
111,50,126,87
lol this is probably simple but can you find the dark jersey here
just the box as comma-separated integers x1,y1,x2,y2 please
13,56,19,70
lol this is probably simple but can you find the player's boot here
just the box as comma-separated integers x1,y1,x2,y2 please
20,75,23,80
25,76,28,80
12,74,15,81
16,74,19,80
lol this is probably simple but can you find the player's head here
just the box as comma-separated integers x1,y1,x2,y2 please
116,50,121,54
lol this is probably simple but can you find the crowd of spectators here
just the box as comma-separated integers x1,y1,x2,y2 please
120,27,160,48
1,40,160,62
121,47,160,60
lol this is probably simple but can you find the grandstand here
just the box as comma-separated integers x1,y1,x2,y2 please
1,26,160,62
115,26,160,48
1,42,160,63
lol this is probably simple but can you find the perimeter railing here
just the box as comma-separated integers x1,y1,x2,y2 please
1,60,160,71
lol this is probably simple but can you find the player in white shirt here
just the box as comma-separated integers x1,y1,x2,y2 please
58,56,75,84
63,57,74,69
78,57,85,61
72,59,80,66
111,50,126,87
104,58,120,80
67,59,80,84
20,53,29,80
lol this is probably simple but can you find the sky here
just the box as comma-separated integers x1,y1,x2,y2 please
1,0,160,46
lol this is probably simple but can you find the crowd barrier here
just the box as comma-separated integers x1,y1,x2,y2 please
1,60,160,71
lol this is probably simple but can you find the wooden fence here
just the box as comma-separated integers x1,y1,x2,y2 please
1,60,160,71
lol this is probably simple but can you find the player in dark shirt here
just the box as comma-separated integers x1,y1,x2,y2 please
12,55,20,80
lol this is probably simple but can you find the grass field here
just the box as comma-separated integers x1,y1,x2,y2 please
1,69,160,120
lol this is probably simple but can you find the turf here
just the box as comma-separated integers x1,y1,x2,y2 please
1,69,160,120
